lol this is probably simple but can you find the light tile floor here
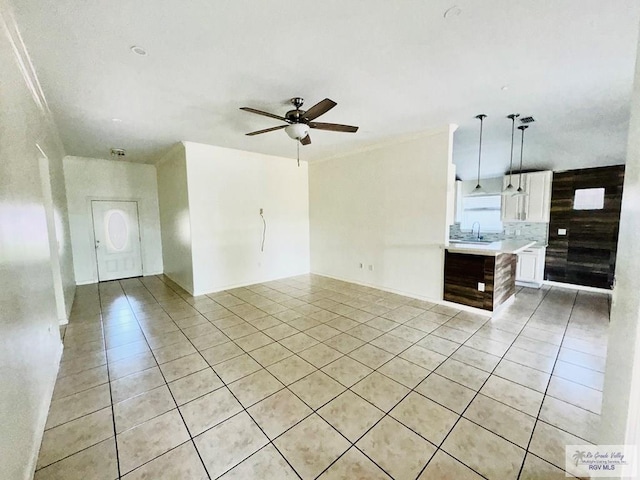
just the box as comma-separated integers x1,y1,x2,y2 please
39,274,609,479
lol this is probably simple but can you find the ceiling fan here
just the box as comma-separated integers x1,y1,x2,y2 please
240,97,359,145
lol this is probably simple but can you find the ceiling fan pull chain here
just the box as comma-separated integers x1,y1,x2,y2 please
297,141,300,167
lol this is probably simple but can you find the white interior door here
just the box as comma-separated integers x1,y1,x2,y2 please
91,200,143,281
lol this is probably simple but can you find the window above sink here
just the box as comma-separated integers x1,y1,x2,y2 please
460,194,503,233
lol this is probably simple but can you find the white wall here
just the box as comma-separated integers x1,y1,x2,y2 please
184,142,310,295
0,2,71,478
64,156,163,284
309,126,457,301
156,143,194,293
600,27,640,457
40,144,75,322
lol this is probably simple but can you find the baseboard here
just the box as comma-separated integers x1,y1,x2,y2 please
311,271,492,317
160,272,195,295
59,286,75,325
311,271,434,301
543,280,613,295
75,271,163,287
26,339,63,479
192,270,311,297
516,280,543,289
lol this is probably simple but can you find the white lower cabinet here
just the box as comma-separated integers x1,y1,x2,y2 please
516,246,546,287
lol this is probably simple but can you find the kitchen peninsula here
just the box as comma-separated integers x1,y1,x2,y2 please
444,240,536,311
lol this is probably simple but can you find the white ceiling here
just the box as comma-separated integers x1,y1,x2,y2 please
11,0,640,179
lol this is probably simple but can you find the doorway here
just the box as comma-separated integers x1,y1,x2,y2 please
91,200,143,281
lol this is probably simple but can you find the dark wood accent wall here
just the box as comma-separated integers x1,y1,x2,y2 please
493,253,517,309
444,251,516,311
545,165,625,289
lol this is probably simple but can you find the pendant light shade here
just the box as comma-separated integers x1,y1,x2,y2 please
468,114,488,197
512,125,529,197
502,113,519,196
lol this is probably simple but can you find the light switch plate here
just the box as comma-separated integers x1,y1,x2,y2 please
558,228,567,235
478,282,485,292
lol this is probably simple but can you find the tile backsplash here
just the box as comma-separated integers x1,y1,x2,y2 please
449,222,549,245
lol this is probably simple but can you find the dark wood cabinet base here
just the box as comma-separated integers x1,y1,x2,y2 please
444,251,517,311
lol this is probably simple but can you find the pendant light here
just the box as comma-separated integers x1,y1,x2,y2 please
513,125,529,197
468,114,487,196
501,114,519,195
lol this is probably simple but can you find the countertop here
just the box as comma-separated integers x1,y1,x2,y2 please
446,240,537,256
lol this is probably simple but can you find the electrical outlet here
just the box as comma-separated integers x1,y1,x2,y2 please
478,282,485,292
368,265,374,271
558,228,567,235
516,229,521,236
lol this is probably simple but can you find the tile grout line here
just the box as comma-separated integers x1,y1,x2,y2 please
164,277,591,479
129,275,544,480
515,289,581,479
50,277,601,480
297,306,509,479
150,275,306,480
98,283,123,480
413,286,554,480
120,278,215,480
160,275,444,479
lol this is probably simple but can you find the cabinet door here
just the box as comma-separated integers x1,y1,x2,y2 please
517,252,538,282
501,175,521,221
523,171,552,222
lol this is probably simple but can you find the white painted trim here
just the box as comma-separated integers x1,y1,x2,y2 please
543,280,612,295
310,271,492,317
144,271,164,277
26,340,62,480
190,270,311,297
75,271,163,287
311,125,456,165
154,142,186,166
516,280,543,289
87,196,148,283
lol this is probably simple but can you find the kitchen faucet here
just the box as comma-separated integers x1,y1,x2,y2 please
471,221,481,240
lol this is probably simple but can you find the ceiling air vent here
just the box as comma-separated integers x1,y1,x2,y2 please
110,148,126,158
520,116,535,124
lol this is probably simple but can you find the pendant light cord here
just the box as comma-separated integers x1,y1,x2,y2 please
517,125,528,190
476,116,484,187
507,114,519,185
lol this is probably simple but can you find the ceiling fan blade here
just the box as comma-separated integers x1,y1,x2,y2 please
300,134,311,145
309,122,359,133
302,98,337,121
246,125,287,136
240,107,288,122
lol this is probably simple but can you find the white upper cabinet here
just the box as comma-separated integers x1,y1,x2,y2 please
501,171,552,222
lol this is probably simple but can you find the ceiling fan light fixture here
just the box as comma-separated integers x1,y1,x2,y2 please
285,123,309,140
